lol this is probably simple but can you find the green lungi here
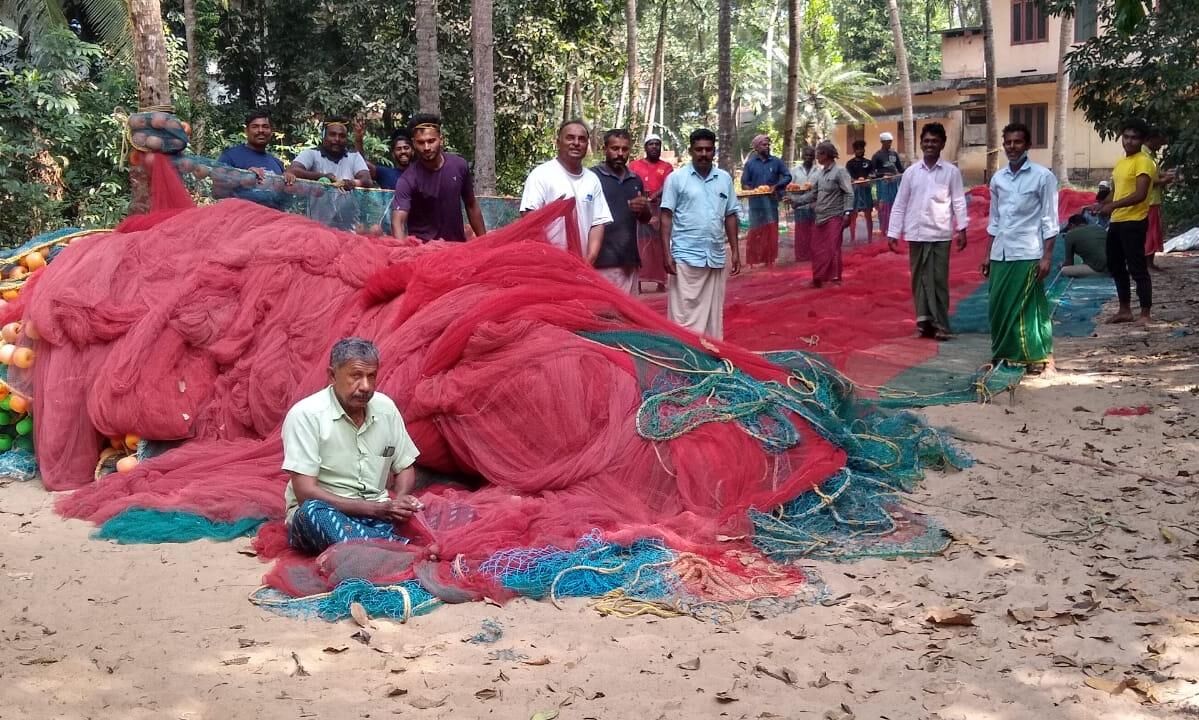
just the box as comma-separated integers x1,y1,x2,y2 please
909,241,951,333
988,259,1053,364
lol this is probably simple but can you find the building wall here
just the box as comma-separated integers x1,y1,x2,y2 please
941,33,984,80
992,3,1065,79
953,85,1124,184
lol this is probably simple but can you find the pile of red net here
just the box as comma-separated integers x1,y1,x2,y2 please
13,156,843,599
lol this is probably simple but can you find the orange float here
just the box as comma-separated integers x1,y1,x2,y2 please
22,253,45,271
1,290,18,302
1,322,20,343
8,394,28,414
116,455,139,473
23,321,38,340
12,347,34,369
8,266,26,281
124,433,141,450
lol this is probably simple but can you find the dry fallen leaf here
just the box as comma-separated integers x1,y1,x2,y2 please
715,691,739,703
810,671,834,688
349,602,371,628
19,657,60,666
322,645,349,654
290,652,309,677
475,688,500,700
387,687,408,698
522,657,551,666
1085,676,1133,695
1007,607,1036,623
926,607,975,626
408,695,448,710
677,657,701,671
221,656,250,666
350,629,371,645
530,711,559,720
755,664,798,685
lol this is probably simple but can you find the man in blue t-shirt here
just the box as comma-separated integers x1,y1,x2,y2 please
354,121,413,191
215,110,287,207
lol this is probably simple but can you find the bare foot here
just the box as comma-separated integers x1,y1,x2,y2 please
1135,312,1151,325
1107,311,1134,324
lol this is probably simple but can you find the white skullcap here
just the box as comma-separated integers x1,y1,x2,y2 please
1098,180,1111,189
644,133,662,143
879,132,894,141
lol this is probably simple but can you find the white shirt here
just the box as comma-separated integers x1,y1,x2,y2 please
986,159,1059,261
520,159,613,251
293,148,370,181
886,158,969,243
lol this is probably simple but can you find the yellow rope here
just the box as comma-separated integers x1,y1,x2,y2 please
591,589,685,618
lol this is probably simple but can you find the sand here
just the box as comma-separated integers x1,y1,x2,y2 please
2,254,1197,720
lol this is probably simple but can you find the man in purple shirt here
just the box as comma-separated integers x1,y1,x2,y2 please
392,114,487,242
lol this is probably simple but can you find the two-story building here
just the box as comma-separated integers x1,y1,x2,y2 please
831,0,1121,185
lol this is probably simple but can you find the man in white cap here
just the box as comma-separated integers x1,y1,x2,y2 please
871,131,905,237
630,133,675,291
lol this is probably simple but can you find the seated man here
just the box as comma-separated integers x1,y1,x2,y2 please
282,337,421,555
1061,213,1109,277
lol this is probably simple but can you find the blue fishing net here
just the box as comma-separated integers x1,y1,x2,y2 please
251,578,441,622
95,509,265,544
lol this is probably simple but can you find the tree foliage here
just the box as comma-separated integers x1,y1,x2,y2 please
1062,0,1198,229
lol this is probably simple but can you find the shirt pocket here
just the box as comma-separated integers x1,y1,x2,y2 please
1014,188,1042,215
923,187,952,229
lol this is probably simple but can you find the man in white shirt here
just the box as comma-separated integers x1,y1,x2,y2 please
284,119,373,189
984,122,1058,373
520,119,613,258
886,122,969,340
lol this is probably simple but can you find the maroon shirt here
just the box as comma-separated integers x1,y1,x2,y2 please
392,153,474,242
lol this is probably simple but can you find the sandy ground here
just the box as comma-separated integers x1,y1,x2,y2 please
2,255,1197,720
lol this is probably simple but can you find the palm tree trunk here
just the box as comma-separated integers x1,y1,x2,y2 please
625,0,639,135
472,0,496,194
1051,13,1073,183
415,0,441,113
885,0,915,161
782,0,803,165
129,0,171,214
643,0,668,137
717,0,734,172
183,0,206,153
981,0,999,177
130,0,171,109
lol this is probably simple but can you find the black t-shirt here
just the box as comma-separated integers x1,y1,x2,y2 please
846,156,873,180
591,165,645,268
871,149,904,177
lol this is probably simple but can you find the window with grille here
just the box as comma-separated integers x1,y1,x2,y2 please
1011,0,1048,44
1009,103,1049,148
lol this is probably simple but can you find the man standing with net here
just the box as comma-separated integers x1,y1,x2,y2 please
660,128,741,339
630,134,674,292
521,120,613,258
392,113,487,242
592,129,652,294
809,141,853,287
887,123,968,341
846,139,875,244
872,132,905,237
740,134,791,266
285,119,373,190
282,338,422,555
984,122,1058,374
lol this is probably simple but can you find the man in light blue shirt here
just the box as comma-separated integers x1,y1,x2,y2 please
983,122,1059,373
660,128,741,339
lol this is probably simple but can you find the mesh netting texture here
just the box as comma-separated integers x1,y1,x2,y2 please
0,149,1102,621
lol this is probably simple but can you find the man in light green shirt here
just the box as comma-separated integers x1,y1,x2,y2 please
283,337,421,554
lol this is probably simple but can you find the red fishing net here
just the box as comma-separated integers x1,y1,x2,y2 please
18,155,844,599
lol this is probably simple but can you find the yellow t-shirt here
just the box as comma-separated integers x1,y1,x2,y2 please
1144,149,1163,206
1111,152,1156,222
